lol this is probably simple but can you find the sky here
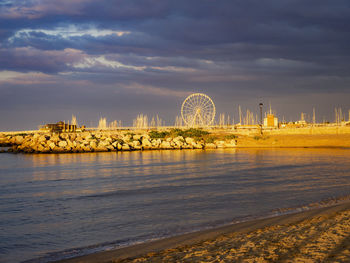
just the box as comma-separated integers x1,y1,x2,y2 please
0,0,350,130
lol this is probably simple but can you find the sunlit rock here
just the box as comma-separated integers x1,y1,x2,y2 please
48,142,56,150
14,136,24,144
133,134,142,140
58,141,68,148
215,140,226,148
205,143,217,149
141,138,152,147
185,137,195,145
89,140,97,148
117,143,123,151
160,141,172,149
132,140,141,147
122,144,130,151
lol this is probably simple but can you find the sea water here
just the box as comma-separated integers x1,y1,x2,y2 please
1,148,350,263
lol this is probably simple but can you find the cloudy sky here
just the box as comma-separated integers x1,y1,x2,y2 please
0,0,349,130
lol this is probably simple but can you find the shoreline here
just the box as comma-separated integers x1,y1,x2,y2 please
55,199,350,263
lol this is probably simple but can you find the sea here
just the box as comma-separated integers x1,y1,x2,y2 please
1,148,350,263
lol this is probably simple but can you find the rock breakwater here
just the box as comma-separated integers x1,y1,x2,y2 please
0,130,236,154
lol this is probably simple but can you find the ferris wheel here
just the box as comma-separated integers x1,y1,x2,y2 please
181,93,216,127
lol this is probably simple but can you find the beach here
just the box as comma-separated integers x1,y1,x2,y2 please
58,201,350,263
236,134,350,148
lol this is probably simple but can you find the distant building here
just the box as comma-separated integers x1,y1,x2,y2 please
263,105,278,127
39,121,78,132
295,112,307,126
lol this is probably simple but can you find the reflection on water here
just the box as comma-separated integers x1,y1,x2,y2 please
1,148,350,263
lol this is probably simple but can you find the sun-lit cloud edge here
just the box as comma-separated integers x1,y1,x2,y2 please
9,26,130,42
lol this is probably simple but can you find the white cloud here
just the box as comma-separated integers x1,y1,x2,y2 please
10,25,130,41
0,70,47,81
72,56,146,71
72,55,200,73
256,58,316,69
151,66,198,73
0,70,54,84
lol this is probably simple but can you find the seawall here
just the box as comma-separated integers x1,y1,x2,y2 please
0,130,236,154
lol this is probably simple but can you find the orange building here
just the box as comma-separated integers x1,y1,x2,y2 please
263,105,278,127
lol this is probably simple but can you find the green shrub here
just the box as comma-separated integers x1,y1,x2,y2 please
204,136,217,143
253,135,269,140
224,134,237,140
170,128,209,138
149,130,170,139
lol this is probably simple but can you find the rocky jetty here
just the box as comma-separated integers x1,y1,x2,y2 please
0,130,237,154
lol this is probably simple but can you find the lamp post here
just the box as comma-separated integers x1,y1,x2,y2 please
259,102,263,135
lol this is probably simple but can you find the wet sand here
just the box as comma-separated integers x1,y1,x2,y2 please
58,201,350,263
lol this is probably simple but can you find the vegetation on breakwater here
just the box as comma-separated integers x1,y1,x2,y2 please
0,129,236,154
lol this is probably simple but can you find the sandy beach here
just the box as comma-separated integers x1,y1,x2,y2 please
57,200,350,263
235,134,350,148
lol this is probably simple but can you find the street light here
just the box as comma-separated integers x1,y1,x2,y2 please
259,102,263,135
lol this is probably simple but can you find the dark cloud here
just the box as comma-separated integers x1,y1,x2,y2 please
0,47,85,73
0,0,350,130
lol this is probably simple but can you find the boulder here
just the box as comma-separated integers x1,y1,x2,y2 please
117,143,123,151
205,143,217,149
141,138,152,147
82,145,92,152
36,144,48,152
50,134,60,143
160,141,172,149
193,143,203,149
52,147,66,153
66,139,74,148
99,140,111,147
105,137,113,143
15,136,24,144
152,139,161,147
215,140,226,148
48,142,56,150
58,141,68,148
59,133,69,140
182,144,193,149
133,134,142,140
132,140,141,147
122,144,130,151
106,145,115,151
142,134,150,139
173,136,184,146
95,146,108,152
90,140,97,148
33,133,40,140
69,133,77,141
185,137,195,145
